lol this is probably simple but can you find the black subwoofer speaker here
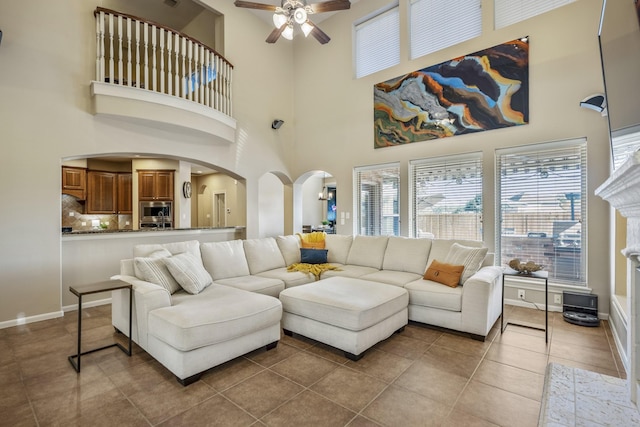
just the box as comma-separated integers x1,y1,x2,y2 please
562,291,599,326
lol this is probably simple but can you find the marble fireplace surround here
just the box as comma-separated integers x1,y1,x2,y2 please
595,150,640,410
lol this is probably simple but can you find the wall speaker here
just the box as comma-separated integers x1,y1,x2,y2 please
579,93,607,116
271,119,284,130
0,29,3,46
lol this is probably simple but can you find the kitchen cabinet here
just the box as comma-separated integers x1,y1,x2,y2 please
138,170,174,201
87,171,117,214
117,173,132,214
62,167,86,200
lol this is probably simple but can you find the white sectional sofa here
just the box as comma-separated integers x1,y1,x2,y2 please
112,234,502,385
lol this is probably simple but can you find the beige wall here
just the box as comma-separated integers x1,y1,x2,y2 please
0,0,618,325
290,0,612,307
0,0,294,325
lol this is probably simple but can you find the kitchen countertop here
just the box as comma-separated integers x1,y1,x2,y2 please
62,226,244,235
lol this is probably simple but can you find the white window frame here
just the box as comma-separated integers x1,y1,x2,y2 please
410,0,482,60
495,139,587,286
495,0,576,30
354,163,401,236
409,152,483,240
354,3,400,79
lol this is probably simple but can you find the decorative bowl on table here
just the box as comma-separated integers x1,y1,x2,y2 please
508,258,544,275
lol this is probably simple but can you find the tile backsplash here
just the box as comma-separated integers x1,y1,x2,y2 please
61,195,132,231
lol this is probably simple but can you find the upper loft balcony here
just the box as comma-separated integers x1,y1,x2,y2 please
90,7,235,143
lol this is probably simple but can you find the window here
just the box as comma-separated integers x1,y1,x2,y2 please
409,153,483,240
495,0,575,29
355,163,400,236
354,4,400,78
496,140,587,285
410,0,482,60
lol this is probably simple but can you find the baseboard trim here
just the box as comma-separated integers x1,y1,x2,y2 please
0,297,112,330
62,297,112,313
0,310,64,330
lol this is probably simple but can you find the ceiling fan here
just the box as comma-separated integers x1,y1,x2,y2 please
234,0,351,44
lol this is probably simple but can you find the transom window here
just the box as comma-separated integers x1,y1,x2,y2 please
496,139,587,285
409,153,483,240
355,163,400,236
410,0,482,60
354,3,400,78
495,0,576,29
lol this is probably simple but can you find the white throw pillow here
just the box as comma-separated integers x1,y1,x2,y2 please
163,252,213,295
133,249,181,294
444,243,488,285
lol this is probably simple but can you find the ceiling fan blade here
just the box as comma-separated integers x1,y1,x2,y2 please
310,24,331,44
234,1,278,11
308,0,351,13
266,24,286,44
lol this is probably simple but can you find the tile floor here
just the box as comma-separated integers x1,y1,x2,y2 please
0,305,626,427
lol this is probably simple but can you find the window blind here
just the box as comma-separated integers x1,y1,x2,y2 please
355,163,400,236
410,0,482,60
495,0,575,29
409,153,483,239
355,5,400,78
496,139,587,285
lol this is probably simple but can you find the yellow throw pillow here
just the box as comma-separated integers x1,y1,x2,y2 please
297,231,326,249
423,259,464,288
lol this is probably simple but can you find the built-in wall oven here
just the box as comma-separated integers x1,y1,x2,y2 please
139,201,172,229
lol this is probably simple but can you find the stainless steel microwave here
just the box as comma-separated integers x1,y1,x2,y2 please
140,201,172,228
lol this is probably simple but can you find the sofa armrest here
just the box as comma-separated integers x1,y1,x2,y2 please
460,266,503,337
111,273,171,350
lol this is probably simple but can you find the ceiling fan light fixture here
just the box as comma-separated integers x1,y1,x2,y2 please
301,21,314,37
282,24,294,40
272,12,287,29
293,7,307,24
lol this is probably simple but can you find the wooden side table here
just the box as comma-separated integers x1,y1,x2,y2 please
68,280,132,372
501,269,549,343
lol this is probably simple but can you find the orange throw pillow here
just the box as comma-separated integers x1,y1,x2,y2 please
423,260,464,288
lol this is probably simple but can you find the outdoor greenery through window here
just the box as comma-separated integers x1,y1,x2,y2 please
410,0,482,60
496,139,587,285
409,153,483,240
355,163,400,236
354,3,400,78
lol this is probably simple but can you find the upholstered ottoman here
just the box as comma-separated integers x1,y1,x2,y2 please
279,277,409,360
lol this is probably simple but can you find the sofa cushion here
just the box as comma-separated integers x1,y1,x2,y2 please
214,276,284,297
404,278,463,312
243,238,287,274
321,264,379,279
346,236,389,269
257,268,316,288
382,236,432,275
444,243,488,285
423,259,464,288
150,285,282,352
134,240,201,259
325,234,353,264
276,235,301,266
360,270,422,287
300,248,328,264
163,252,213,295
201,240,250,280
134,249,181,294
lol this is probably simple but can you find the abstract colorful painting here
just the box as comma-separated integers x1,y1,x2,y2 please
374,38,529,148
